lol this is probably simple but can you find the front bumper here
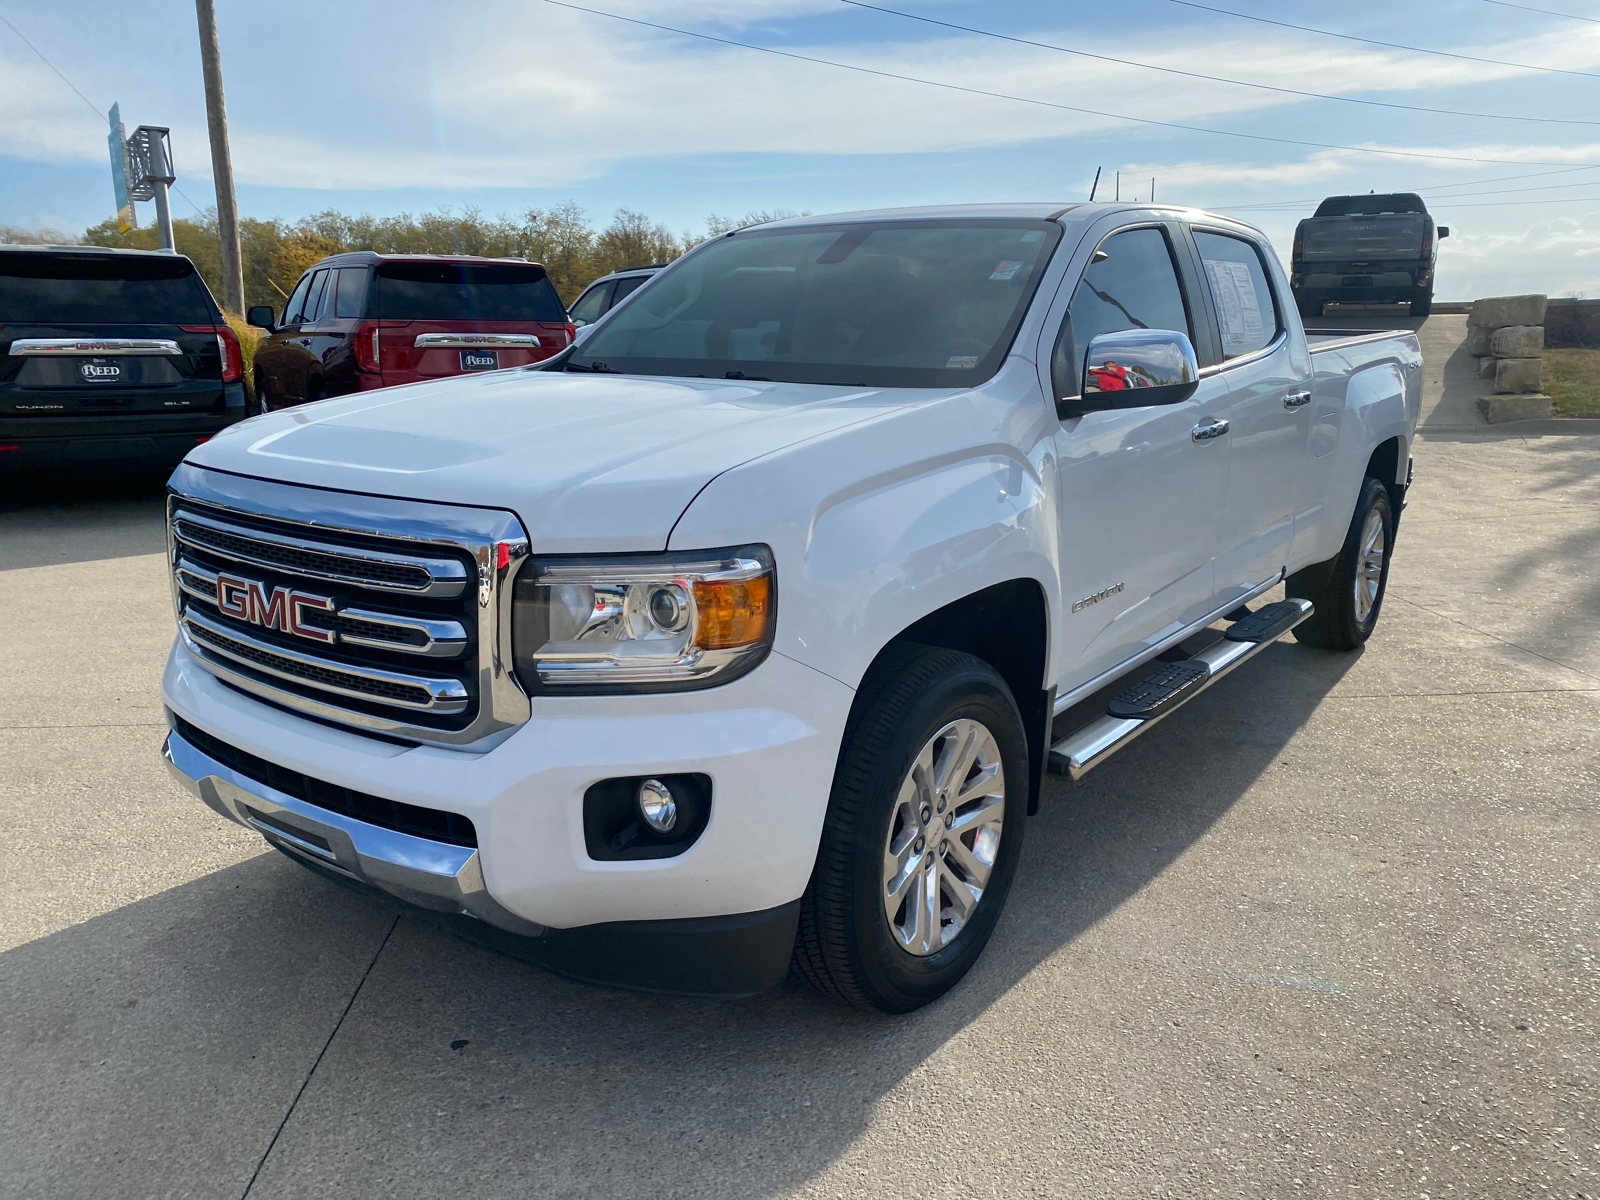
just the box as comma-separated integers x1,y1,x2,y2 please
161,635,853,928
163,724,540,934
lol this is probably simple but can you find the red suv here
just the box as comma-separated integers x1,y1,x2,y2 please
247,253,574,411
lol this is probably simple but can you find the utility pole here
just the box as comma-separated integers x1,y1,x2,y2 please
195,0,244,314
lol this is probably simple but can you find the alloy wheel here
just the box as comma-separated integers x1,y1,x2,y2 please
881,718,1005,956
1354,507,1386,624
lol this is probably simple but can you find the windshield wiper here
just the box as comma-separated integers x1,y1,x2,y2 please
565,360,617,373
724,370,771,381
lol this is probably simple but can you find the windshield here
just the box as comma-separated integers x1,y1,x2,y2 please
0,253,213,324
1313,194,1427,217
374,262,567,321
568,219,1062,387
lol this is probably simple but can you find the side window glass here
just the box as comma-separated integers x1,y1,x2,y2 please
1050,227,1190,401
568,281,612,326
281,274,313,326
611,276,646,305
1193,231,1279,359
333,267,369,319
302,270,330,325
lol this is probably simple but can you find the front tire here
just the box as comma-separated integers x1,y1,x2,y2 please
1287,476,1395,651
792,645,1029,1013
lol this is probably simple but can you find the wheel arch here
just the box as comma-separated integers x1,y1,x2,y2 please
1365,434,1408,516
866,578,1053,815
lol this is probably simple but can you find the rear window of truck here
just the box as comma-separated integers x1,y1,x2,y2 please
1313,195,1427,217
0,252,214,324
373,262,566,322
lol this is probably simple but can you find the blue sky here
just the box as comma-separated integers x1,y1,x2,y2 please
5,0,1600,297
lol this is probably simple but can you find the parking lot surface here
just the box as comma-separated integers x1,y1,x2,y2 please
2,315,1596,1198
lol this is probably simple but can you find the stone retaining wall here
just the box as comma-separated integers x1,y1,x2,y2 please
1468,294,1546,394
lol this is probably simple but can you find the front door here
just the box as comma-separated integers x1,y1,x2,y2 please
1187,227,1313,602
1043,221,1234,690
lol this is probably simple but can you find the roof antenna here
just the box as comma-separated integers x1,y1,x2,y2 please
1089,167,1102,201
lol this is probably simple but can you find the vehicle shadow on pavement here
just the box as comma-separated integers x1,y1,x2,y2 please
0,641,1359,1198
0,469,170,571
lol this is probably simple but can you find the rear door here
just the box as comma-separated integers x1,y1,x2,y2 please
372,261,570,385
1042,219,1234,687
1186,226,1311,600
0,251,225,420
254,271,312,410
567,280,612,328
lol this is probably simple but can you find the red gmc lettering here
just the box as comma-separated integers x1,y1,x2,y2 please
246,580,289,632
288,594,335,643
212,572,335,644
215,574,250,619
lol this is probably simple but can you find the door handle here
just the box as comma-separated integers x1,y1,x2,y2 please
1283,390,1312,409
1192,418,1230,442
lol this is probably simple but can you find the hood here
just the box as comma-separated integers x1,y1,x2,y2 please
187,368,946,552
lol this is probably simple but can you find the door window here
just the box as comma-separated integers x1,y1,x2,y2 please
568,281,612,326
301,270,330,325
611,275,647,305
333,267,369,318
280,274,313,326
1193,231,1279,359
1051,227,1191,402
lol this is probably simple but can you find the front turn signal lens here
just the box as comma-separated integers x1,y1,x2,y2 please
693,575,770,650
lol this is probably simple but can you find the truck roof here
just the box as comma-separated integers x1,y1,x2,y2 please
750,202,1241,229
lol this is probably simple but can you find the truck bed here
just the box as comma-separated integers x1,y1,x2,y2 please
1304,327,1414,354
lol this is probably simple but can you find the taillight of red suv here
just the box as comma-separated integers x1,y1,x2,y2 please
183,324,244,382
353,321,382,373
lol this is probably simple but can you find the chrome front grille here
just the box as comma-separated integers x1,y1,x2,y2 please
167,463,530,747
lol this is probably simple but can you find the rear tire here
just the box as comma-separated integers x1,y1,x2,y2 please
1410,293,1433,318
1287,476,1395,651
1296,295,1323,319
792,645,1029,1013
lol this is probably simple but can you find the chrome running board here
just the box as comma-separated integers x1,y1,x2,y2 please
1048,598,1313,781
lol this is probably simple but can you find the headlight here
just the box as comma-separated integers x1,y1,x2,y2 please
511,545,774,693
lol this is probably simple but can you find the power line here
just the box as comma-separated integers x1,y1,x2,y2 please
1432,193,1600,206
842,0,1600,127
1169,0,1600,80
0,9,105,120
544,0,1600,169
1481,0,1600,22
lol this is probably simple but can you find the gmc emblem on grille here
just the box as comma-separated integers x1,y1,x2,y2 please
215,573,336,643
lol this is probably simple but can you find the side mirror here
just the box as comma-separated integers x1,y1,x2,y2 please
1068,328,1199,414
246,305,277,331
1437,226,1450,239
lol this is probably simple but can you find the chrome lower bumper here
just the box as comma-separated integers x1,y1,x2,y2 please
162,727,543,937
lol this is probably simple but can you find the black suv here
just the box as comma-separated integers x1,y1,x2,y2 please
0,246,247,471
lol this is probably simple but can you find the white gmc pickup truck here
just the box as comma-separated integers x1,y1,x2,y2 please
161,203,1421,1012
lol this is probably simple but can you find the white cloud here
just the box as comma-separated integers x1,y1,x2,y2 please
11,3,1600,193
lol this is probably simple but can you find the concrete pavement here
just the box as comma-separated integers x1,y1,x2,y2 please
1,320,1596,1198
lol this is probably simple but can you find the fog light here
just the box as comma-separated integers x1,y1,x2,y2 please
637,778,678,833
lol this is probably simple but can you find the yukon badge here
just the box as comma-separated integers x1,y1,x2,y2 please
215,573,336,643
1072,581,1125,613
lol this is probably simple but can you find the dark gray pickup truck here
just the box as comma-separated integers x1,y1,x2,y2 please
1290,193,1448,319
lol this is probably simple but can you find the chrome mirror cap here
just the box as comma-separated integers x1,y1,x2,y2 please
1071,328,1200,413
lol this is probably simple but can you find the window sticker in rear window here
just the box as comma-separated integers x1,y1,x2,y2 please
1204,259,1264,351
